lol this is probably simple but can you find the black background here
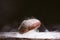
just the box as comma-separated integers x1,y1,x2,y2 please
0,0,60,31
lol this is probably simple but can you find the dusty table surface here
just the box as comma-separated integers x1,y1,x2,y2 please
0,30,60,39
